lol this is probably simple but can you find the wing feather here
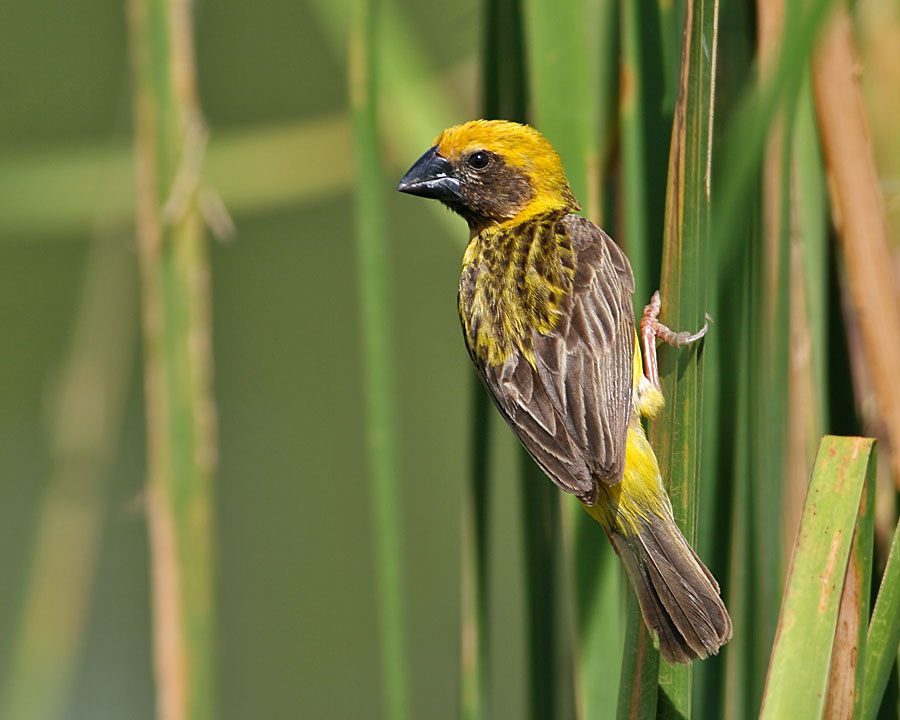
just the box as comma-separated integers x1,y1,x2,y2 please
479,214,635,504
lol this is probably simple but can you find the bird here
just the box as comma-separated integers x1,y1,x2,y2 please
397,119,731,664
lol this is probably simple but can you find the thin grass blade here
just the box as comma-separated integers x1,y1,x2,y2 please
783,79,829,587
862,508,900,719
619,0,668,307
349,0,411,717
619,0,651,308
754,0,807,702
460,372,490,720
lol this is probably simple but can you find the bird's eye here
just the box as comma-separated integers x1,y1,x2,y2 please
466,151,491,170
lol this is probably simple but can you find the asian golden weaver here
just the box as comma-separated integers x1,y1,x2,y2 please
398,119,731,663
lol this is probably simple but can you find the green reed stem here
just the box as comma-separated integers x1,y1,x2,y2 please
349,0,410,718
127,0,217,716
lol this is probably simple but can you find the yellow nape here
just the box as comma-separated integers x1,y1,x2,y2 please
582,420,670,537
433,119,579,221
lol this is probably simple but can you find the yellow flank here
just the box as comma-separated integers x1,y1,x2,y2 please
632,332,665,419
583,421,670,536
583,338,670,536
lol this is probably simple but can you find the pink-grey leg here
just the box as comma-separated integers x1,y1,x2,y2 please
640,290,709,390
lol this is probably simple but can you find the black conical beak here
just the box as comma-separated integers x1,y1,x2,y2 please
397,146,462,203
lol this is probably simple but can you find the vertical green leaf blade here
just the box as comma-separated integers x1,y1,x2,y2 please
460,373,491,720
524,0,599,204
617,590,660,720
650,0,719,716
349,0,410,718
822,439,874,719
759,436,876,720
862,503,900,719
519,459,565,719
619,0,652,305
754,2,803,706
782,77,830,612
470,2,532,719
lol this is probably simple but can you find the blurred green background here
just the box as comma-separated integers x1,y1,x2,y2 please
3,0,900,718
0,1,501,718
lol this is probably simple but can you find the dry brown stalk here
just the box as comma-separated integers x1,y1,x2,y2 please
812,4,900,487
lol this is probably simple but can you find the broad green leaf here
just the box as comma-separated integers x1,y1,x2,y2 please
759,436,876,720
649,0,719,716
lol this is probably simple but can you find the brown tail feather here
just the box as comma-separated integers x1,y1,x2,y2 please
610,511,732,664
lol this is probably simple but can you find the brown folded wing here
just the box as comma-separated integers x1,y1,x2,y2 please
479,214,636,505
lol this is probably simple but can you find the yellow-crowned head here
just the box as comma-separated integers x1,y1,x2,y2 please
397,119,579,232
